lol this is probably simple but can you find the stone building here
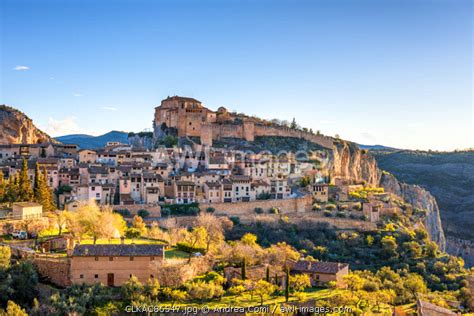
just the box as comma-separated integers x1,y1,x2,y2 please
12,202,43,220
153,96,216,138
289,260,349,288
70,244,165,286
153,96,334,148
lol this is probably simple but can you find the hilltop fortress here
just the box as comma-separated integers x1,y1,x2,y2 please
153,96,334,149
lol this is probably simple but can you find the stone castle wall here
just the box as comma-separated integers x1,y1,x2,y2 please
199,122,334,149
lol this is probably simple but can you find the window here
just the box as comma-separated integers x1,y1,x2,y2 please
94,256,99,261
150,256,155,261
80,274,84,279
130,256,134,261
94,274,99,279
150,274,154,278
109,257,113,261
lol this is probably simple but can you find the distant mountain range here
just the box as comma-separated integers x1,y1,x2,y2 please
357,144,400,151
55,131,129,149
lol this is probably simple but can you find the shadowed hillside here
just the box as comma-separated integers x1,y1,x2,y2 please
371,150,474,243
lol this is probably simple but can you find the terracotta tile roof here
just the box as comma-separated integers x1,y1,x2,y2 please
205,181,222,188
291,260,349,274
72,244,165,257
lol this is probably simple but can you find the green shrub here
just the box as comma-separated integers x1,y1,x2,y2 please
161,203,200,216
137,209,150,218
256,192,271,200
336,211,347,218
254,207,264,214
325,204,337,211
360,215,368,221
206,207,216,213
352,202,362,211
230,216,240,225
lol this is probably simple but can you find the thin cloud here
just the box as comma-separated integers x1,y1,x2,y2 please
73,93,83,97
102,106,118,111
13,65,30,71
41,116,86,136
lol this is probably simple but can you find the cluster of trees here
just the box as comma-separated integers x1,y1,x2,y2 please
0,246,38,314
227,217,471,310
0,159,56,212
61,201,126,243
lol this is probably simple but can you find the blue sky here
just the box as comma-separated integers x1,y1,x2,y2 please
0,0,472,150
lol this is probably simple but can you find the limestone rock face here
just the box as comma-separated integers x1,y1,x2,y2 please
0,105,56,144
330,141,381,187
380,172,446,251
330,140,446,251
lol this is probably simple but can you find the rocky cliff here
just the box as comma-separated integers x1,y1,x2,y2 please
380,172,446,251
331,141,446,251
0,105,57,144
331,141,381,186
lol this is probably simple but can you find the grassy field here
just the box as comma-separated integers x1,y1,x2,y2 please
165,247,189,259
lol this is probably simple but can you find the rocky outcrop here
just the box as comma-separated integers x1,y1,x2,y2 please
0,105,56,144
446,237,474,268
330,141,446,251
330,141,381,186
380,172,446,251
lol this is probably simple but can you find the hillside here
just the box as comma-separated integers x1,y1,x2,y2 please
371,150,474,265
0,105,58,144
55,131,129,149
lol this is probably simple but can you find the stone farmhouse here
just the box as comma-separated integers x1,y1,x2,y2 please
289,260,349,288
70,244,165,286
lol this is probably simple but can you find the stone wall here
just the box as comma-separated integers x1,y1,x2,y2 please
200,121,334,149
111,204,161,217
34,256,71,287
0,217,49,235
199,195,312,216
254,125,334,149
236,213,377,231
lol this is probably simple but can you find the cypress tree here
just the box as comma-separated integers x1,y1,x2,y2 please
241,258,247,280
5,174,19,203
33,163,41,201
41,167,56,212
265,266,270,282
285,266,290,302
0,170,5,202
18,159,33,201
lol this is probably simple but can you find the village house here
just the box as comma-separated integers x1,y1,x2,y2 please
290,260,349,288
203,181,223,203
70,244,165,286
311,183,329,203
78,149,98,164
174,180,196,204
12,202,43,220
231,175,253,202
